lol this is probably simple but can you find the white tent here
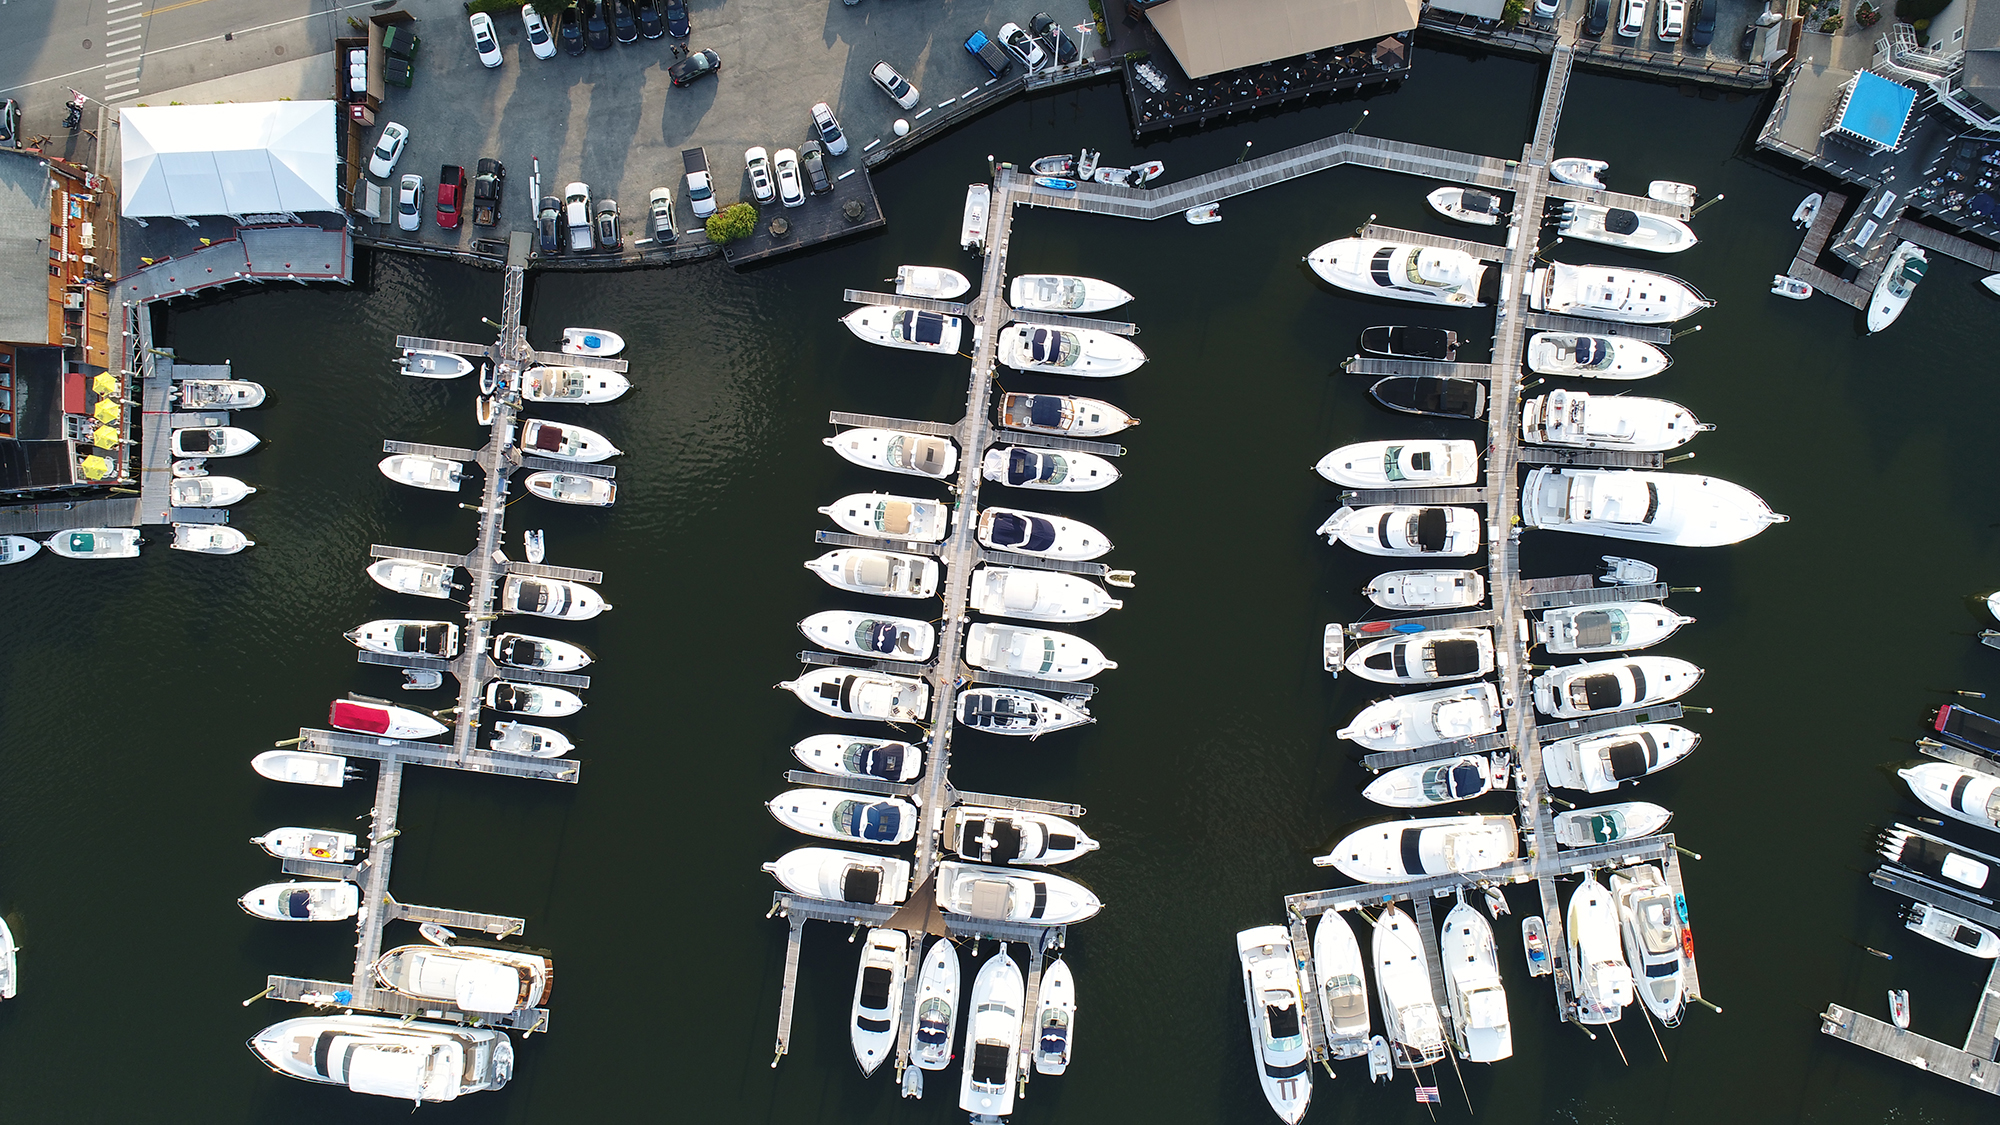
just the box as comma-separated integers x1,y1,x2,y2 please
120,101,340,218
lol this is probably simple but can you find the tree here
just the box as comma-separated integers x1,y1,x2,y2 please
705,202,758,243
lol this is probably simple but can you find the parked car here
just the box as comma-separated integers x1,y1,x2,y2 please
559,3,586,54
774,147,804,208
1657,0,1685,39
1687,0,1716,45
810,102,848,156
1585,0,1611,34
801,140,831,195
522,4,557,59
0,99,21,146
999,22,1047,70
964,31,1013,79
582,0,613,49
436,164,466,229
469,12,504,66
635,0,665,38
565,181,595,251
665,0,690,37
610,0,639,43
1617,0,1646,37
397,174,424,232
686,170,716,218
1029,12,1079,64
871,62,920,109
538,195,563,253
744,146,775,203
472,158,505,226
649,186,676,241
1533,0,1561,18
669,47,720,86
369,122,409,178
595,199,621,249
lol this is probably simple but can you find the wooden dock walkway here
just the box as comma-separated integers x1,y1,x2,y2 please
1785,191,1871,309
1821,1003,2000,1093
1342,356,1499,380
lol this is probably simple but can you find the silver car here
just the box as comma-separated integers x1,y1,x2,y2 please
871,61,920,110
369,122,409,178
396,173,424,231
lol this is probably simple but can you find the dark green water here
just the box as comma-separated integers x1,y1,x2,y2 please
4,52,1998,1122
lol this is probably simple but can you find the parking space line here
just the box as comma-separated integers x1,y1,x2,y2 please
962,87,979,97
837,168,855,181
918,106,937,116
985,79,998,86
863,138,881,152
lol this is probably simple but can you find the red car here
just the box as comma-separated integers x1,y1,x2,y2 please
436,164,466,230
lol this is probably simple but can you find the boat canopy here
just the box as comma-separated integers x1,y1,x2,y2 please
1413,509,1448,552
1030,396,1064,427
1569,609,1629,648
846,741,905,778
1424,762,1487,801
496,637,544,665
1579,673,1627,711
838,800,904,842
1604,734,1656,780
988,513,1057,551
841,865,883,903
400,624,453,655
1028,328,1080,365
330,701,391,734
1463,190,1501,215
1429,639,1482,677
1008,448,1065,485
971,1041,1011,1083
345,1043,455,1100
282,889,319,918
896,310,949,345
1603,209,1640,235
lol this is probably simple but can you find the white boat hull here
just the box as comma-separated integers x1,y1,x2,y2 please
169,475,255,506
1522,389,1707,451
1525,332,1671,379
1009,274,1134,313
965,621,1114,681
790,734,922,782
1440,902,1513,1062
779,667,932,723
1521,467,1786,546
959,952,1025,1118
997,393,1137,437
804,549,941,599
1312,911,1373,1058
521,366,630,404
910,937,962,1070
1567,876,1633,1024
1363,569,1486,611
1315,439,1478,487
252,749,347,787
1032,958,1078,1074
368,558,456,599
944,806,1098,866
44,527,143,559
983,446,1120,491
1557,200,1698,253
1372,908,1447,1069
490,721,574,758
560,327,625,356
1317,815,1519,881
525,471,616,507
842,305,965,354
1534,601,1693,654
1543,723,1699,792
1868,242,1928,333
800,611,937,662
1363,754,1506,807
1319,505,1482,556
1337,682,1502,751
170,523,252,554
400,349,475,379
0,535,40,564
519,419,622,462
1900,762,2000,832
820,491,949,541
1528,263,1711,324
1237,925,1313,1122
491,632,594,671
380,454,464,491
763,847,913,905
501,575,608,619
1342,628,1495,684
769,787,918,845
851,929,909,1075
251,827,359,862
239,880,360,922
1308,238,1487,307
824,427,958,479
175,378,267,408
978,506,1111,561
1555,801,1674,846
248,1015,512,1100
956,687,1092,736
896,265,971,300
485,681,583,718
970,565,1121,621
998,323,1146,377
1426,185,1504,225
1532,656,1704,719
171,426,259,458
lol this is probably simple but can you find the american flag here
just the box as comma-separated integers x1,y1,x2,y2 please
1415,1086,1441,1103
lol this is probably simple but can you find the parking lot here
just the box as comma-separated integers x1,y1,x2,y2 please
1529,0,1777,66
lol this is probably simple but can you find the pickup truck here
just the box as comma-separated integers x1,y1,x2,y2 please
683,147,716,217
472,158,505,227
964,30,1013,79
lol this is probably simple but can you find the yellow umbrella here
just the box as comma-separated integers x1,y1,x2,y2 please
92,399,121,423
79,455,111,480
92,425,120,449
91,372,118,396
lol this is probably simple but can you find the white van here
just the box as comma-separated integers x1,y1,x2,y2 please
564,181,594,252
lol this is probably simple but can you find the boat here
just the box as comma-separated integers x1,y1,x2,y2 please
0,918,15,1000
373,942,551,1014
943,805,1099,865
983,446,1120,492
1009,274,1134,313
1307,238,1488,307
956,686,1093,737
1532,656,1703,718
1600,555,1659,585
1426,185,1505,225
247,1015,512,1101
1369,375,1487,419
379,454,463,491
1363,753,1508,808
1649,180,1697,206
560,327,624,356
841,305,965,355
1441,901,1513,1062
961,184,990,250
490,721,574,758
767,786,918,845
1236,925,1313,1122
42,527,143,560
171,459,207,477
1567,875,1633,1024
1899,762,2000,832
959,951,1026,1119
484,680,583,718
1521,468,1787,546
1311,911,1372,1058
803,549,941,599
1029,154,1076,176
1550,157,1608,188
367,558,456,599
799,611,936,663
1363,569,1486,611
174,378,267,408
1543,723,1699,793
1372,907,1448,1069
998,392,1138,437
1935,703,2000,755
330,698,449,739
1366,1035,1392,1081
850,928,909,1075
1360,325,1460,360
997,323,1147,377
1609,864,1686,1024
1554,801,1674,846
1522,915,1551,976
1315,439,1478,488
1077,149,1101,178
1527,263,1712,323
778,667,932,723
501,575,609,619
970,565,1121,621
1522,390,1708,451
1984,273,2000,296
491,632,594,671
965,621,1114,681
820,492,950,542
1318,505,1482,557
1316,814,1519,882
1557,200,1698,253
1342,628,1495,684
1337,682,1502,752
170,523,252,554
1890,989,1911,1029
524,470,616,507
791,735,922,783
521,366,630,404
824,427,958,479
400,348,475,379
977,506,1111,561
250,827,358,862
894,265,971,299
909,938,962,1071
1185,203,1221,224
402,670,444,691
251,749,347,787
0,535,40,565
1524,332,1673,379
519,419,621,462
524,529,545,563
762,846,912,904
1535,602,1694,654
168,475,254,506
1091,159,1163,187
1906,903,2000,957
1868,241,1929,333
1878,822,1998,898
1033,959,1077,1075
171,425,259,458
480,363,498,396
239,880,360,922
1772,274,1814,300
936,861,1101,924
1033,175,1078,191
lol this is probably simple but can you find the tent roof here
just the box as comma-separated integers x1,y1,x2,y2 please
1833,71,1916,150
1144,0,1422,80
120,101,340,217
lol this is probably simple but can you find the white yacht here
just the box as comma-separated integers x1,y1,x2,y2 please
1308,238,1487,306
1906,903,2000,957
1535,602,1694,654
1532,656,1704,718
1319,505,1481,556
0,918,16,1000
250,827,359,862
841,305,965,354
965,621,1114,681
43,527,141,560
372,943,551,1014
1544,723,1699,793
1337,682,1502,752
1567,875,1634,1024
1525,332,1672,379
0,535,39,564
490,722,574,758
957,686,1093,737
997,323,1147,377
1608,864,1687,1024
778,667,932,723
1522,390,1708,451
500,575,609,619
1342,628,1495,684
762,847,911,905
1557,201,1698,253
1440,901,1513,1062
998,392,1138,437
791,734,922,782
1426,185,1504,225
172,426,260,459
767,787,919,845
399,348,475,379
525,470,615,507
824,427,959,479
1236,925,1313,1123
1363,754,1508,808
1373,907,1447,1068
168,475,255,506
1314,439,1478,488
850,928,909,1075
1527,263,1712,323
560,326,624,355
1521,467,1787,546
171,524,252,554
329,699,448,740
1867,241,1928,333
1009,274,1134,312
804,549,941,599
248,1015,512,1101
491,632,594,671
983,446,1120,492
970,566,1121,621
519,419,621,462
896,264,971,299
943,806,1099,865
1311,911,1373,1059
368,558,456,599
909,937,962,1071
1032,958,1078,1075
521,366,630,403
1362,569,1486,611
251,749,347,787
1317,815,1519,882
799,611,936,662
939,862,1101,924
239,880,360,922
960,952,1026,1119
379,454,463,491
820,492,950,542
962,183,990,249
978,506,1111,560
174,377,267,408
1554,801,1674,846
484,681,583,718
1899,762,2000,832
1550,157,1609,187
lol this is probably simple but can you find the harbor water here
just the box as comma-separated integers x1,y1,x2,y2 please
5,52,2000,1122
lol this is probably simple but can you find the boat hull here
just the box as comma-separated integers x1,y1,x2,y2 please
799,611,937,662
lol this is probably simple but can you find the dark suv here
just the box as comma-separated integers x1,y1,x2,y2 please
582,0,613,49
559,4,585,55
1585,0,1611,35
537,196,562,254
801,141,831,195
610,0,639,43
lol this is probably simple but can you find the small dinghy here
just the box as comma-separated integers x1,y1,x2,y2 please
1185,203,1221,224
764,846,913,905
1550,157,1609,188
1363,753,1508,807
767,787,919,845
520,419,622,462
1522,916,1551,976
1315,439,1478,488
1316,814,1519,881
998,323,1147,377
944,806,1098,866
502,575,609,619
1030,154,1077,176
956,686,1093,737
485,680,583,718
1554,800,1673,846
1342,628,1494,684
1533,656,1703,718
239,881,360,922
1648,180,1697,207
1771,274,1814,300
171,426,259,458
799,610,937,662
1368,376,1486,420
821,492,950,542
521,366,630,404
910,939,962,1071
804,549,941,599
1868,241,1928,334
330,699,448,740
983,446,1120,492
971,565,1121,622
168,475,254,507
1792,193,1823,228
1600,555,1659,585
966,621,1114,681
524,529,546,564
850,929,910,1075
560,327,625,356
171,523,252,554
0,535,40,565
251,749,348,787
841,305,965,355
1426,185,1504,225
1338,683,1503,752
998,392,1137,437
492,632,594,671
1889,989,1911,1029
791,734,922,782
1526,332,1671,379
44,528,142,559
1318,505,1482,557
778,667,932,723
1033,959,1078,1075
1557,201,1698,253
1312,911,1373,1059
367,558,456,599
961,184,990,250
1366,1034,1393,1081
400,348,475,379
1543,722,1699,793
978,506,1111,561
379,454,463,492
895,265,972,299
825,427,959,479
174,378,267,408
172,459,207,477
402,670,443,691
1363,569,1486,611
480,365,498,396
1091,160,1163,187
252,827,359,862
1077,149,1101,178
490,721,574,758
1009,275,1134,313
1360,325,1459,360
524,470,616,507
937,861,1101,924
1033,176,1078,191
1523,389,1707,451
476,396,497,425
1536,602,1693,654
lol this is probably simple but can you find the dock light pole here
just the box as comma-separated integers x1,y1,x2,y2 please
1236,141,1253,164
1534,236,1563,263
1671,324,1703,341
1349,108,1370,134
1692,192,1725,216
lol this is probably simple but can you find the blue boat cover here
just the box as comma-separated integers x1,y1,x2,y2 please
1029,396,1063,427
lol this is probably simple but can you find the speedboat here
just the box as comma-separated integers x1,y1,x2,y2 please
977,506,1111,560
778,667,932,723
1535,602,1693,654
960,952,1026,1119
1316,815,1518,882
485,680,583,718
1315,439,1478,488
1649,180,1697,206
1523,390,1707,452
791,734,923,782
1033,958,1077,1075
171,426,259,458
943,806,1099,865
0,535,39,565
1544,723,1699,793
169,475,255,506
247,1015,512,1101
1568,875,1633,1023
1091,159,1163,187
1363,754,1508,808
525,471,616,507
937,862,1101,924
1609,864,1687,1024
1601,555,1660,585
373,942,551,1014
1867,241,1928,333
1772,275,1814,300
1521,468,1787,546
1426,185,1504,225
1361,325,1460,360
1525,332,1671,378
820,492,950,542
521,366,630,403
1318,505,1481,556
850,929,909,1075
1363,569,1486,611
910,938,962,1071
560,326,624,356
762,847,911,905
400,348,476,379
1342,628,1495,684
1337,682,1502,752
961,183,990,250
520,419,622,462
330,698,448,740
1527,263,1712,323
971,566,1121,621
1899,762,2000,832
490,722,574,758
1554,801,1674,846
824,427,958,479
250,827,358,862
804,549,940,599
251,749,347,787
998,392,1138,437
1441,900,1513,1061
43,527,143,559
1311,911,1372,1058
1878,822,1998,896
1236,925,1313,1122
1009,274,1134,313
841,305,965,354
799,611,936,662
1030,154,1076,176
1793,193,1823,227
368,558,456,599
1891,988,1911,1028
379,454,463,491
1550,157,1608,188
239,880,359,922
1369,375,1487,419
492,632,594,671
767,787,919,845
965,621,1114,681
174,378,267,408
1557,201,1698,253
1373,907,1447,1069
997,323,1147,377
171,524,253,554
983,446,1120,492
1906,903,2000,957
501,575,609,619
956,687,1093,737
1307,238,1488,307
1533,656,1703,718
895,265,971,299
1523,916,1552,976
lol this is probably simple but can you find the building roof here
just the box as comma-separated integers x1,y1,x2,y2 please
0,150,52,345
1144,0,1422,80
120,100,340,218
1832,70,1917,150
1966,0,2000,107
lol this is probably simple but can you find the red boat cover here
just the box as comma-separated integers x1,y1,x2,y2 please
330,700,390,734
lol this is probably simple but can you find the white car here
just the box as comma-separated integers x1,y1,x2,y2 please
368,121,409,178
999,22,1047,70
774,147,804,208
686,168,715,217
522,4,557,59
470,12,504,67
1617,0,1646,36
397,173,423,231
649,186,674,236
1656,0,1684,39
744,146,775,203
1533,0,1561,17
871,61,920,109
810,101,848,156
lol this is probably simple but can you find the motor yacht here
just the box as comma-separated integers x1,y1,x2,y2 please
997,392,1137,437
1521,468,1787,546
791,735,922,783
521,366,630,403
171,426,259,458
1527,263,1712,323
524,470,615,507
368,558,456,599
1868,241,1928,333
943,806,1099,865
239,880,359,922
0,535,38,565
1426,186,1504,225
1318,505,1481,556
1337,682,1502,752
1369,376,1487,419
1363,569,1486,611
560,327,624,355
820,492,949,542
169,475,255,506
1441,901,1513,1061
251,749,348,787
484,681,583,718
347,620,459,660
373,943,551,1014
1372,907,1447,1068
1554,801,1674,846
970,566,1121,621
1532,656,1703,718
1900,762,2000,832
1010,274,1133,312
1522,390,1707,451
519,419,622,462
799,611,936,662
1557,201,1698,253
1236,925,1313,1123
937,862,1101,924
379,454,463,492
171,524,252,554
1342,628,1495,684
965,622,1114,681
500,575,609,619
1567,875,1633,1024
1360,325,1460,360
174,378,267,408
956,686,1093,737
1363,754,1509,808
910,938,962,1071
841,305,965,354
1317,815,1519,882
896,265,971,299
804,549,941,599
1543,723,1698,793
1608,864,1686,1024
778,667,932,723
851,929,909,1075
491,632,594,671
1315,439,1478,488
250,827,358,862
960,952,1026,1119
399,348,475,379
329,699,448,740
997,323,1147,377
1535,602,1694,654
762,847,911,905
1906,903,2000,957
1307,238,1488,307
1032,958,1078,1075
1311,911,1373,1059
490,722,574,758
248,1015,512,1101
767,786,919,845
978,506,1111,560
983,446,1121,491
1524,332,1671,378
824,427,959,479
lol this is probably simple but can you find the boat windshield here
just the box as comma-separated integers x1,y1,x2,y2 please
1029,276,1087,309
1635,893,1680,954
916,1005,951,1045
894,310,947,345
1568,609,1630,647
858,965,893,1011
1325,974,1367,1024
843,740,905,779
1422,762,1485,801
1574,337,1613,369
839,865,882,903
1384,445,1436,482
1007,448,1066,485
1028,328,1081,366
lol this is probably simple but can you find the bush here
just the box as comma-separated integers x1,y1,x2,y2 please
1502,0,1529,22
1857,2,1880,25
465,0,520,13
1819,11,1845,30
704,203,758,243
